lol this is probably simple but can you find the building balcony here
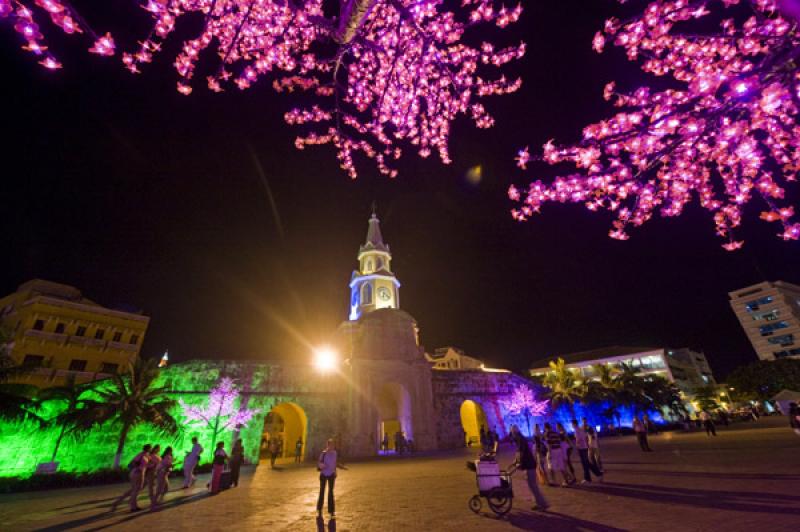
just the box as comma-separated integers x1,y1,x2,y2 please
66,336,106,348
107,341,138,352
23,329,68,344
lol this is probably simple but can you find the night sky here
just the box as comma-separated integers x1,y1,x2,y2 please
2,1,798,379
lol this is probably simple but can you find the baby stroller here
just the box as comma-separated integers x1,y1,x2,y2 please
466,456,516,516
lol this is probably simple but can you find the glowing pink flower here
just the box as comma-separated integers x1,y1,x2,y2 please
511,0,800,249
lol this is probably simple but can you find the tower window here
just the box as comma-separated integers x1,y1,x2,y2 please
376,257,383,270
362,283,373,304
365,259,373,273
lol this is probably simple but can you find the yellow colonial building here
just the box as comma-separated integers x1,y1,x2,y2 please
0,279,149,387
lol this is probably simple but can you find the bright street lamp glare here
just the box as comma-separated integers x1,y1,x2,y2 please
313,347,338,373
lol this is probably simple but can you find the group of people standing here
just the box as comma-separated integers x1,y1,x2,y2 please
508,418,605,511
381,431,413,454
112,436,246,513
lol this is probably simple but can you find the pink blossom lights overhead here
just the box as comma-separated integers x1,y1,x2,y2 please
1,0,524,178
509,0,800,249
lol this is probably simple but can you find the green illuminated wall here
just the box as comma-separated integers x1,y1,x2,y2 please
0,361,312,478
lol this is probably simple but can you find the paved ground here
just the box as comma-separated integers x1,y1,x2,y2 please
1,417,798,531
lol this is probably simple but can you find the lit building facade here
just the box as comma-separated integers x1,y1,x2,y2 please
529,346,716,394
728,281,800,361
425,346,484,370
0,279,149,386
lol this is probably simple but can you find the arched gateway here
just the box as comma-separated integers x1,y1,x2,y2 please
261,402,308,462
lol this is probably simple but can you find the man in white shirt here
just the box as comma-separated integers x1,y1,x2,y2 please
571,419,603,484
182,437,203,488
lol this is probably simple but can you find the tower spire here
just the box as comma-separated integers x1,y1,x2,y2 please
362,206,388,253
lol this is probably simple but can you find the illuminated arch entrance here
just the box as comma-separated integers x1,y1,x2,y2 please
460,400,488,447
261,402,308,462
377,382,412,453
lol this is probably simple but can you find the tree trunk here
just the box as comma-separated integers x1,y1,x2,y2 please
113,423,131,469
333,0,377,44
51,424,67,463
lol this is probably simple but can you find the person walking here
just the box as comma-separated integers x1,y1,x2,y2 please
210,442,228,494
182,437,203,488
571,419,603,484
633,416,653,452
112,444,151,512
152,447,173,510
582,418,603,473
699,410,717,436
533,424,549,485
144,444,162,506
317,438,347,518
295,437,304,463
557,422,576,480
381,432,389,452
230,439,244,487
269,437,280,468
788,402,800,436
544,423,573,486
510,425,549,511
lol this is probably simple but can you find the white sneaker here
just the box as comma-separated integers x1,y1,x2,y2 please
580,480,589,485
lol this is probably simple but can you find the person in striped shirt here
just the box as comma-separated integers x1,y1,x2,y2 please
544,423,573,486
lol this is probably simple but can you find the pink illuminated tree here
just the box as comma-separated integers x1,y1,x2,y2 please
180,377,259,458
1,0,524,178
501,383,548,436
510,0,800,250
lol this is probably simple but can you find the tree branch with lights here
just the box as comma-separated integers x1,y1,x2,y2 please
2,0,524,178
509,0,800,249
500,383,548,436
179,377,259,459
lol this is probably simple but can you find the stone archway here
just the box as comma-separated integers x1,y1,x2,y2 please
261,402,308,462
376,382,412,453
460,399,488,447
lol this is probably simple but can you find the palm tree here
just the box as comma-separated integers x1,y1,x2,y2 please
641,375,686,420
38,375,87,463
61,357,179,469
542,358,585,418
0,326,38,422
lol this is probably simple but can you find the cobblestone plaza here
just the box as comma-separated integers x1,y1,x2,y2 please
1,418,798,531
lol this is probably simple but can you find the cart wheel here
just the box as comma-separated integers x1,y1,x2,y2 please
487,489,512,516
468,495,482,514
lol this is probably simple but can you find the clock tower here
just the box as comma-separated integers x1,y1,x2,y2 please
349,209,401,320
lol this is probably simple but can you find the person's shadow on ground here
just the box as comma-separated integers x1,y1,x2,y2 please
591,481,800,515
480,510,627,531
315,515,337,531
32,491,208,531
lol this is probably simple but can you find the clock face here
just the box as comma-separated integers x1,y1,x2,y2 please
377,287,391,301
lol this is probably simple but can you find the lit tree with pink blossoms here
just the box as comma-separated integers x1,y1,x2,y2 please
1,0,524,178
180,377,259,458
501,383,548,436
510,0,800,250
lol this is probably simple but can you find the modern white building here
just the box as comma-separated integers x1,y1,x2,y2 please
529,346,716,393
729,281,800,361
